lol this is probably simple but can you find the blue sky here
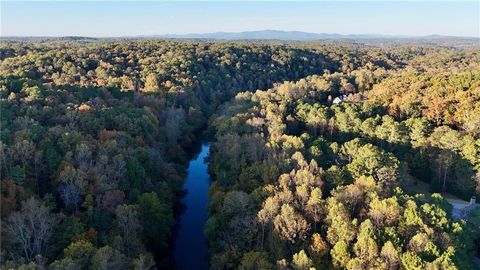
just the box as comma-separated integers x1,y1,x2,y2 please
1,1,479,37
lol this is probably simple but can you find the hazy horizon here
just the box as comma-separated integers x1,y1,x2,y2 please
1,1,479,38
2,29,478,39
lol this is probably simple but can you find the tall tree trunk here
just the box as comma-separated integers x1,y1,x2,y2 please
34,158,40,196
442,164,448,191
269,223,274,252
260,224,265,250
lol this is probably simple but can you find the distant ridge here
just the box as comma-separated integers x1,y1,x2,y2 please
146,30,477,41
2,30,478,41
0,36,99,41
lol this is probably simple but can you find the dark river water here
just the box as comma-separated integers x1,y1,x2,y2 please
173,144,210,270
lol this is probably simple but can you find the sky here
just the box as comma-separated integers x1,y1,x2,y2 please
1,1,479,37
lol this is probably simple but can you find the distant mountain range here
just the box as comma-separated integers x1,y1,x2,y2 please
145,30,476,41
2,30,478,41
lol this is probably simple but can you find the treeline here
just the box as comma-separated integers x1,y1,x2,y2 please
208,61,479,269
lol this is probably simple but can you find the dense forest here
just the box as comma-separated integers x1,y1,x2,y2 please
0,39,479,269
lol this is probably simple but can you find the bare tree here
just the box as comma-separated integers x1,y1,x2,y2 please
116,204,142,257
75,143,93,172
164,107,186,146
57,165,86,212
5,198,58,262
58,183,82,213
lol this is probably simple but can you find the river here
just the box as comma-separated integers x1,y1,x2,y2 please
173,144,210,270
